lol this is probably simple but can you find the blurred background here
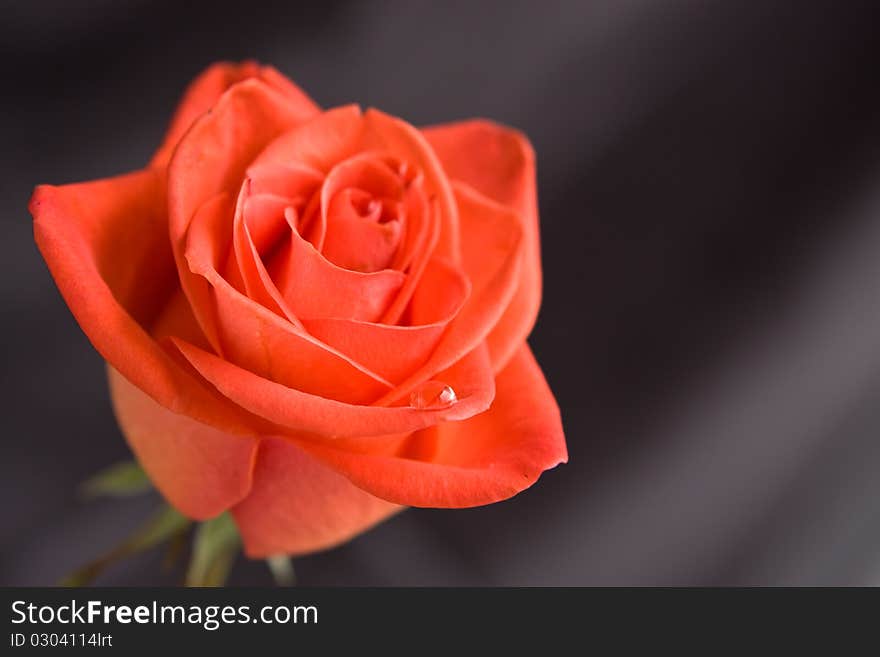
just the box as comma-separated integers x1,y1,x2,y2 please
3,0,880,585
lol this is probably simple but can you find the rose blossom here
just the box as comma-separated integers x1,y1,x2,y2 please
30,62,567,557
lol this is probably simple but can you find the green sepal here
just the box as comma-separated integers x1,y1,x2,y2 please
185,513,241,587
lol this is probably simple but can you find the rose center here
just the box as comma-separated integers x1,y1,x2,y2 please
309,152,419,273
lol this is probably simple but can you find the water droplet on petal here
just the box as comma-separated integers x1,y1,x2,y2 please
409,380,457,410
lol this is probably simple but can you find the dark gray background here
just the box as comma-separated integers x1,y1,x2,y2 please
3,0,880,585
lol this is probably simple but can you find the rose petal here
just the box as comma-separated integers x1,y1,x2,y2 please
302,257,470,383
375,182,523,406
151,287,212,349
388,161,431,273
267,207,406,323
295,343,567,507
232,437,401,557
253,106,460,264
252,104,365,173
379,187,439,325
151,61,319,168
247,160,325,198
108,366,259,519
423,119,541,371
227,187,300,322
185,194,394,403
301,317,442,384
167,78,316,354
34,169,172,324
30,170,254,434
319,153,405,272
170,338,495,439
362,109,460,263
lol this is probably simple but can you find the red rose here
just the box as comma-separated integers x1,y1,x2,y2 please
30,62,567,557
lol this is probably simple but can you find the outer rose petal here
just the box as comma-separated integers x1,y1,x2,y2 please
108,367,258,519
29,169,254,434
151,61,319,168
422,120,541,372
232,438,401,557
295,343,567,507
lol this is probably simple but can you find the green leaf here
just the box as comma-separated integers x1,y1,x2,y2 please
185,513,241,587
80,461,152,499
266,555,296,586
60,505,191,586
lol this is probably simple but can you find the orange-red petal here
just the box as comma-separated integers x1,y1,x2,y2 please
227,187,300,322
375,182,523,406
30,169,254,434
170,338,495,438
362,109,460,263
251,104,365,173
302,257,469,383
151,61,319,168
267,207,406,323
108,367,259,519
232,437,401,557
167,78,317,354
423,119,541,371
184,194,393,403
295,343,567,507
319,153,405,272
